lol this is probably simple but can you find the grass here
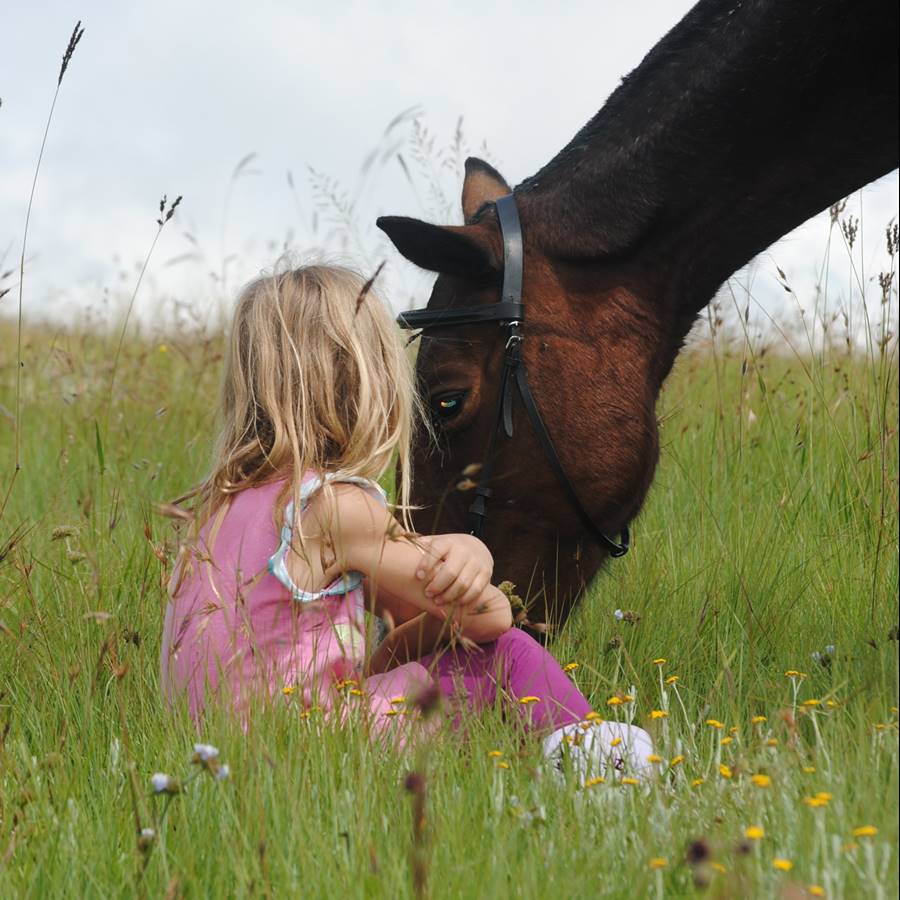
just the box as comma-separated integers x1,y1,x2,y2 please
0,309,896,898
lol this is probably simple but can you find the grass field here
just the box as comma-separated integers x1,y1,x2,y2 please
0,311,897,898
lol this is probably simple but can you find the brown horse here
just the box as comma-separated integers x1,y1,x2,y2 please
377,0,899,633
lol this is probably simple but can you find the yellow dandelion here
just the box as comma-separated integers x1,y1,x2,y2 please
691,778,705,788
349,688,363,697
497,761,510,769
665,675,679,685
766,738,779,747
487,750,503,758
563,662,579,672
282,685,296,696
751,774,772,788
648,857,667,869
852,825,877,838
773,858,793,872
784,670,807,678
158,344,168,353
669,755,685,767
610,737,622,747
706,719,725,729
802,796,828,808
825,699,839,708
751,715,768,724
647,754,663,764
653,658,667,666
802,765,816,774
815,791,832,802
585,711,603,721
384,709,399,717
621,777,639,786
720,737,734,745
650,710,669,720
298,710,311,719
808,886,825,897
711,862,727,874
518,695,540,705
584,776,605,788
607,696,624,706
802,698,821,708
623,694,635,702
390,696,406,705
719,764,733,778
745,826,764,840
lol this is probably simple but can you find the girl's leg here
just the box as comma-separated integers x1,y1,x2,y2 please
421,628,591,732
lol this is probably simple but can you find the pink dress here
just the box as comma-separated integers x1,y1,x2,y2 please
160,472,432,731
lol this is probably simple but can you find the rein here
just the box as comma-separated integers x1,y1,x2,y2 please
397,194,630,558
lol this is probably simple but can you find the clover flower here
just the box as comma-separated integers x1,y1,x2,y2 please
150,773,180,795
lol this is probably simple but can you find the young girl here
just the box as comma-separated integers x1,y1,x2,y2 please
160,264,653,779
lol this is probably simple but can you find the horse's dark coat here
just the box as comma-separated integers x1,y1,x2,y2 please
378,0,899,631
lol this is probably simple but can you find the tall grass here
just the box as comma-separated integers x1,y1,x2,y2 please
0,274,896,895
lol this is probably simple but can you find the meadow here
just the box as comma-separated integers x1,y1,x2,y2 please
0,277,897,897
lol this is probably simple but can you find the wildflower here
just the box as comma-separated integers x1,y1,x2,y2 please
784,670,807,678
563,662,579,672
802,699,821,708
150,773,180,795
766,738,779,747
711,862,727,874
51,526,78,540
614,609,625,620
669,755,685,767
621,777,639,785
349,688,363,697
751,715,767,724
648,857,667,869
751,774,771,788
650,710,668,720
158,344,168,353
487,750,503,758
691,778,704,788
825,699,839,708
384,709,399,717
518,696,539,705
852,825,878,838
584,776,605,788
137,828,156,851
815,791,832,802
607,696,624,706
647,754,663,764
773,858,793,872
706,719,725,729
610,737,622,747
622,694,635,702
390,696,406,705
665,675,679,685
720,737,733,745
282,685,296,696
745,826,764,840
192,743,220,763
653,658,667,666
808,886,825,897
215,764,230,781
802,766,816,774
585,711,603,721
824,645,835,656
802,796,828,808
497,761,510,770
719,764,732,778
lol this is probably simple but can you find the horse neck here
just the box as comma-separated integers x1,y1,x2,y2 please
518,0,898,329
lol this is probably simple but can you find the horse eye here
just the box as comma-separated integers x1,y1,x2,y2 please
431,391,466,420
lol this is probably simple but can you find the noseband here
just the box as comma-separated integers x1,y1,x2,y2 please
397,194,630,558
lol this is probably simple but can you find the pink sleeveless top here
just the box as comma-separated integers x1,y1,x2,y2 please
160,472,432,729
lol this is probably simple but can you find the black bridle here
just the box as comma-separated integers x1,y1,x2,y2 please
396,194,630,558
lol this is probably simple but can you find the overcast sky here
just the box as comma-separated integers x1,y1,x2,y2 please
2,0,897,338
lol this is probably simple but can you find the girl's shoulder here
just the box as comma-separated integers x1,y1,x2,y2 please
296,471,387,512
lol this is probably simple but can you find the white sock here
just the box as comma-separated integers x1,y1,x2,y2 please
542,720,657,782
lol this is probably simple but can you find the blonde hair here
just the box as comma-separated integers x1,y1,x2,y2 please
177,262,420,539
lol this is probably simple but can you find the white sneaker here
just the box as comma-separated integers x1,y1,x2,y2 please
543,720,656,782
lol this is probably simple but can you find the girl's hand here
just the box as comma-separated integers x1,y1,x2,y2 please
415,534,494,608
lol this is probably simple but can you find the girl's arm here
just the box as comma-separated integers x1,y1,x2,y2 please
364,611,451,675
293,484,512,644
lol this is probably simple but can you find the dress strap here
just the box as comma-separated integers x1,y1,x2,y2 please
267,475,386,603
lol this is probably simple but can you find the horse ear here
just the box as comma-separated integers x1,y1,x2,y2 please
376,216,499,278
462,157,511,223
